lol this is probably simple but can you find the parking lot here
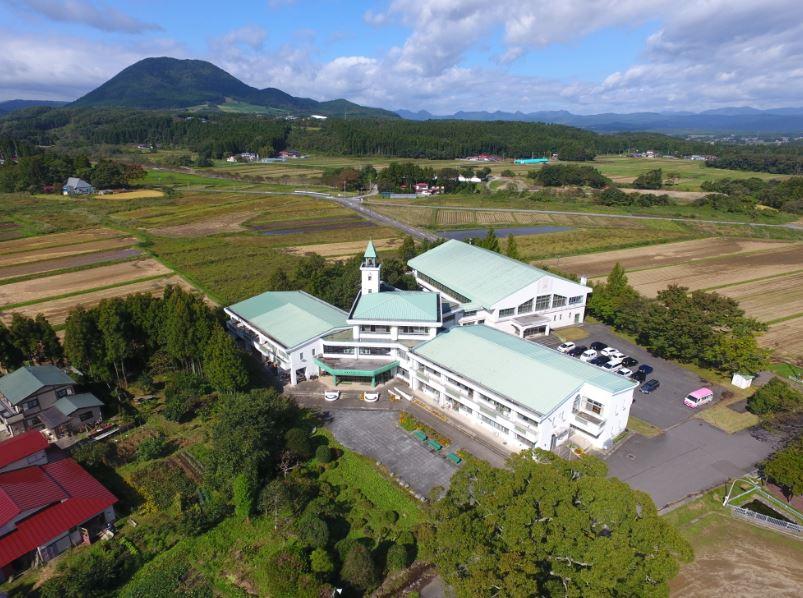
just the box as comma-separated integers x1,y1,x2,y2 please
545,323,726,430
326,409,458,498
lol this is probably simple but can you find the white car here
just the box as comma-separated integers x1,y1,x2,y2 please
600,347,620,358
616,367,633,378
323,390,340,402
557,342,576,353
601,359,623,372
580,349,597,362
363,391,379,403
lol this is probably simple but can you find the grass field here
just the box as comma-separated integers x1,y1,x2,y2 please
665,488,803,597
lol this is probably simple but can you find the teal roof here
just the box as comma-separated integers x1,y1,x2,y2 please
350,290,440,322
0,366,74,405
412,325,635,416
364,240,377,259
408,240,577,308
54,393,104,416
228,291,348,350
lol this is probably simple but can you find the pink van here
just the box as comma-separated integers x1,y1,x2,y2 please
684,387,714,408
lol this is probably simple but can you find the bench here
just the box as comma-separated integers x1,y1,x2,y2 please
446,452,462,465
412,430,427,442
426,439,443,452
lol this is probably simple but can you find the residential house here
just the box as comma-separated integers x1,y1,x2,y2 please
0,366,104,441
62,177,94,196
0,431,117,582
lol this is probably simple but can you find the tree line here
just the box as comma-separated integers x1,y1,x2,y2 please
707,147,803,175
699,176,803,214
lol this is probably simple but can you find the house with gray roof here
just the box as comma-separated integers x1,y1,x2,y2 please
62,177,95,196
0,366,104,439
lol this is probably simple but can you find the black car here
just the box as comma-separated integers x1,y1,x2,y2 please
640,379,660,394
622,357,639,368
632,370,647,383
590,341,607,351
638,364,654,374
568,345,587,357
590,356,609,366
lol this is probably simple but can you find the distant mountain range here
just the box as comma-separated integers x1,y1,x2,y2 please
66,57,397,118
0,99,67,115
395,107,803,135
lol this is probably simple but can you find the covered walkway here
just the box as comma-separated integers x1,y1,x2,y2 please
314,357,398,388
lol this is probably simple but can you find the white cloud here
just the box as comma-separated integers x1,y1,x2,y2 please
3,0,161,33
212,26,267,51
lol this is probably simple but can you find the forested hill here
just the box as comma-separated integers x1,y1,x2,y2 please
69,57,396,119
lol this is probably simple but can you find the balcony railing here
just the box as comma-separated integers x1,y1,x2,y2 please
572,410,605,436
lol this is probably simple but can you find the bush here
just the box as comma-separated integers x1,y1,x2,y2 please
315,444,333,464
295,513,330,548
310,547,335,575
386,543,410,571
265,546,322,598
383,510,399,525
747,378,803,416
137,434,168,461
341,543,379,592
285,427,312,459
39,542,140,598
163,372,209,422
233,469,258,518
500,169,515,177
763,438,803,498
71,441,115,469
128,461,195,511
633,168,662,189
180,496,230,536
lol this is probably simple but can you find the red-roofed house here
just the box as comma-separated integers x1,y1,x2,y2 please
0,432,117,582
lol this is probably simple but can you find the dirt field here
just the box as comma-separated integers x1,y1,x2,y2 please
760,316,803,364
284,238,400,258
542,238,795,278
2,275,195,325
0,259,172,306
0,247,142,280
101,189,164,200
0,228,123,256
0,236,137,268
151,210,264,237
716,271,803,322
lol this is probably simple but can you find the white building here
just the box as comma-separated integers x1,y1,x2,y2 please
225,240,634,451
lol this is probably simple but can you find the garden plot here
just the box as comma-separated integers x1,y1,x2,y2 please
476,211,520,225
0,247,142,281
436,209,475,226
0,227,123,257
284,237,400,258
760,316,803,364
0,236,137,268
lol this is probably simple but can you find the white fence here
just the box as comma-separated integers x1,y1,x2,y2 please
730,506,803,534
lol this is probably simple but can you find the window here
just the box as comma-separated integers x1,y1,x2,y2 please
585,399,603,415
417,273,470,303
552,294,567,308
569,295,584,305
79,411,95,422
499,308,515,318
323,345,355,355
359,347,391,356
360,325,390,334
463,310,477,317
517,299,533,314
400,326,428,335
56,388,69,399
535,295,551,310
24,399,40,410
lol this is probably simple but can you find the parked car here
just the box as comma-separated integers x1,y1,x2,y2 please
638,364,654,375
590,356,609,367
567,345,587,357
617,367,633,377
621,357,639,368
640,379,660,394
557,341,576,353
363,391,379,403
324,390,340,402
600,346,620,357
590,341,607,351
684,387,714,408
602,360,623,372
632,370,647,383
580,349,598,362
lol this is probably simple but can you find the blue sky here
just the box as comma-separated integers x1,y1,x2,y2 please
1,0,802,113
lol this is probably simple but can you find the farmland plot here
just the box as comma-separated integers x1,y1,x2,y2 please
0,247,142,281
760,316,803,364
0,228,123,256
0,236,137,268
716,271,803,323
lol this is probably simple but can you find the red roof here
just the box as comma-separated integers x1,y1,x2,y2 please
0,457,117,567
0,467,66,515
0,430,48,470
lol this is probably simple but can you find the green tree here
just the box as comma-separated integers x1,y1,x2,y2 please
505,234,519,259
315,444,332,463
9,313,62,363
203,327,248,393
97,298,131,385
0,322,24,371
476,227,500,252
137,434,168,461
310,547,334,576
421,450,692,597
386,543,410,571
233,468,259,518
747,378,802,417
633,168,663,189
398,235,417,262
341,543,379,592
296,513,329,548
763,438,803,499
285,427,312,459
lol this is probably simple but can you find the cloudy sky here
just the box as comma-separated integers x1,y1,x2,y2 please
1,0,802,113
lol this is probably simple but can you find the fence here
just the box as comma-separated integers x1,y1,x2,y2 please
730,506,803,534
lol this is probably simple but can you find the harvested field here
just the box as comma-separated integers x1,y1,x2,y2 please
0,259,172,307
0,222,22,241
151,210,263,237
0,227,122,256
760,316,803,365
0,247,142,281
548,238,797,278
252,215,378,236
0,236,137,268
436,209,474,226
716,271,803,322
618,246,803,297
285,238,400,258
2,275,195,326
101,190,165,200
476,211,519,225
374,206,434,227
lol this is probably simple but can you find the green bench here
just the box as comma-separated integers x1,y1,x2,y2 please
426,439,443,452
446,452,462,465
412,430,427,442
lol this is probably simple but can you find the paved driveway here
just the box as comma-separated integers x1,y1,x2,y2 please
325,409,458,499
566,324,727,430
605,420,778,509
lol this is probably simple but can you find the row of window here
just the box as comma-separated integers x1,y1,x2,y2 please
322,345,391,356
497,293,585,319
417,273,470,303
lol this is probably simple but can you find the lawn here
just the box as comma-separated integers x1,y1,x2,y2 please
627,416,662,438
695,403,760,433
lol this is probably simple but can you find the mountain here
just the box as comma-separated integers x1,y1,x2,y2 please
0,99,67,115
396,107,803,134
71,57,397,118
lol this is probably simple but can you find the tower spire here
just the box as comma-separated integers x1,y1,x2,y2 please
360,240,380,294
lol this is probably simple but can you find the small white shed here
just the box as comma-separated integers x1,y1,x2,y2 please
731,372,755,389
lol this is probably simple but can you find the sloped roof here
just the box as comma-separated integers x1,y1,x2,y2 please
227,290,348,350
412,325,635,416
0,430,48,470
0,466,67,518
408,239,580,308
350,290,440,322
363,240,377,259
54,393,104,416
0,366,74,406
65,177,91,188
